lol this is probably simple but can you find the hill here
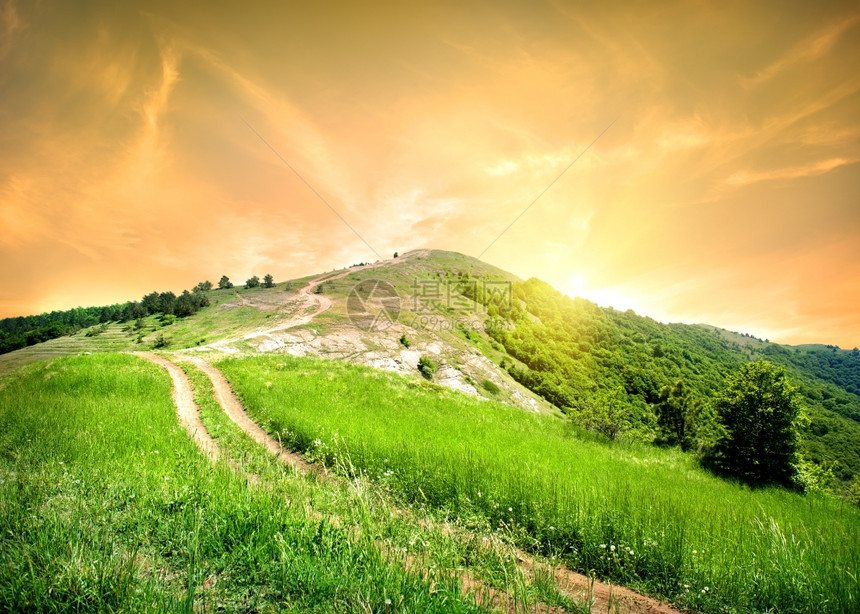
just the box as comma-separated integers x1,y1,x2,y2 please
2,249,860,612
1,249,859,491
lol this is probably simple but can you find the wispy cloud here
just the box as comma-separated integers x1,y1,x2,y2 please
726,157,856,186
746,15,860,85
0,0,19,59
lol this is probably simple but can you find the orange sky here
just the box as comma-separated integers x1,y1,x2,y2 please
1,1,858,347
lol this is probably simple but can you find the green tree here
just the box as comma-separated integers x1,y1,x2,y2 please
263,274,275,288
393,251,399,258
195,280,213,292
656,380,699,451
417,355,436,380
706,360,802,487
245,275,260,289
218,275,233,290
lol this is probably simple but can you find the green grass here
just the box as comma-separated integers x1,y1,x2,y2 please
176,358,587,612
220,355,860,614
0,354,490,613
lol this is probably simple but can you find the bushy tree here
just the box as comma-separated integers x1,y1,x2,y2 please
417,355,436,380
195,280,213,292
706,360,802,487
656,380,699,451
218,275,233,290
263,274,275,288
246,276,260,289
578,390,629,440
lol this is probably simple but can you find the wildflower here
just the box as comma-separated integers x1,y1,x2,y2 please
600,544,606,549
610,545,616,552
508,507,513,512
630,550,634,556
692,549,697,555
384,598,392,605
153,450,159,454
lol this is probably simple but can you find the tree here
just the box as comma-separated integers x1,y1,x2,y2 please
417,355,436,380
656,380,699,451
218,275,233,290
246,275,260,289
393,251,399,258
195,280,213,292
263,274,275,288
706,360,802,487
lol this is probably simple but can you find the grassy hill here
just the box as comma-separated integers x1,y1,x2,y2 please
1,249,858,489
223,354,860,612
2,249,860,612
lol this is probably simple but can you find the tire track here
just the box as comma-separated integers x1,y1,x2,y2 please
134,352,220,462
180,357,682,614
183,355,318,475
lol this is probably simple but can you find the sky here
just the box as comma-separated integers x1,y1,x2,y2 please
1,0,858,347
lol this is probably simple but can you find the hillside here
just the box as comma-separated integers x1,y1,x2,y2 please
2,249,859,489
2,249,860,612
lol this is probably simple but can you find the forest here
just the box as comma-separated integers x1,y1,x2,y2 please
464,277,860,492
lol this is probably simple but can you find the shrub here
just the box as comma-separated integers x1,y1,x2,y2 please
417,356,436,380
399,334,411,348
481,379,501,395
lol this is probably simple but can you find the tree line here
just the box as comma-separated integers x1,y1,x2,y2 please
0,273,282,356
457,275,860,498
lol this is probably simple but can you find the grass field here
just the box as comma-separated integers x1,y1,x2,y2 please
220,355,860,614
0,354,491,613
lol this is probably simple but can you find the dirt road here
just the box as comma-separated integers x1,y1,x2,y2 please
184,355,318,475
134,352,220,462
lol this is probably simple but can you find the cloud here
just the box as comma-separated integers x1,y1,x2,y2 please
0,1,19,58
746,15,860,85
484,159,521,176
726,157,856,186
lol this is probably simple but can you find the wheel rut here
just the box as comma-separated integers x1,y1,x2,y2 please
140,351,682,614
182,355,318,475
134,352,220,462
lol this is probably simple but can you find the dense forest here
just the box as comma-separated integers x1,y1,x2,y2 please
0,286,211,355
465,278,860,490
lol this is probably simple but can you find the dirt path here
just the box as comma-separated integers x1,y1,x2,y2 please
184,357,682,614
134,352,220,462
184,356,318,474
205,252,424,353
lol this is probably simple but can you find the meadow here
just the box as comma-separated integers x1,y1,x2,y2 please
0,354,489,613
220,355,860,614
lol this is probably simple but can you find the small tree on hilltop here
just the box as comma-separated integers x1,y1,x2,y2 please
195,280,213,292
218,275,233,290
246,275,260,289
263,274,275,288
705,360,802,487
393,251,399,258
